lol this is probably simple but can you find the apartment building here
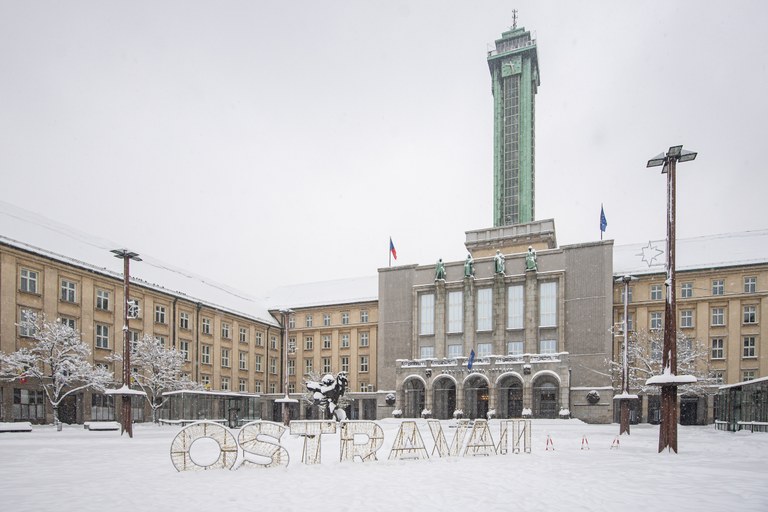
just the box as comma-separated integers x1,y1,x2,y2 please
613,231,768,424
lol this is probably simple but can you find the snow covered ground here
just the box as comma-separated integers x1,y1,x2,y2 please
1,419,766,512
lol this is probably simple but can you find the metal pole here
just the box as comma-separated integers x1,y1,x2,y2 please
121,255,133,438
659,157,678,453
620,277,630,435
281,310,290,426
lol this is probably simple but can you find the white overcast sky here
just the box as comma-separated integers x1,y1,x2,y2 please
1,1,767,294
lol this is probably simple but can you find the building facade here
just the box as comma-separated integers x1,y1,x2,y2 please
488,24,540,227
612,231,768,425
379,221,615,423
0,203,280,424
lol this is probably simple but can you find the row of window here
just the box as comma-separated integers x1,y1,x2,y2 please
710,369,759,384
287,355,370,375
619,305,760,331
289,310,369,329
419,339,557,359
711,336,760,359
419,282,558,336
622,276,758,303
290,332,370,351
19,269,268,344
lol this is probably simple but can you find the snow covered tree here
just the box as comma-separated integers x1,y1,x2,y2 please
114,334,201,423
607,328,714,395
0,315,113,425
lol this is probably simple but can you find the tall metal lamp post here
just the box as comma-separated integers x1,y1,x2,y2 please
276,308,296,426
646,145,698,453
615,274,637,435
111,249,142,438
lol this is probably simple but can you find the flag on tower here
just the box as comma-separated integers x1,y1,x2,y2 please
600,204,608,239
389,237,397,260
467,349,475,370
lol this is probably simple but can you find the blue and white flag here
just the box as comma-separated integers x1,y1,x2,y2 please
600,204,608,234
467,349,475,370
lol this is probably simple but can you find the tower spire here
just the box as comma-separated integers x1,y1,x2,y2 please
512,9,518,29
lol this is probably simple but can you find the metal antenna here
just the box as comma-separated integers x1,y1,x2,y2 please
512,9,518,29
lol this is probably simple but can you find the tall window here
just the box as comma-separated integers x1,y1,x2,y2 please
221,348,230,368
154,305,166,324
270,336,278,350
476,288,493,332
650,311,663,330
447,344,462,358
95,324,110,349
288,316,295,329
202,318,211,335
60,317,76,330
447,291,463,333
304,358,313,374
711,338,724,359
477,343,492,357
179,340,190,361
743,305,757,324
341,334,350,348
305,336,313,350
322,357,331,373
712,279,724,296
508,341,524,355
323,313,331,326
239,327,248,344
539,282,557,327
341,312,350,325
270,358,277,374
239,351,247,370
305,314,313,328
507,285,524,330
255,332,263,346
744,276,756,293
201,345,211,364
360,310,369,323
322,335,332,349
340,356,349,372
20,268,38,293
239,379,248,393
13,389,45,420
360,356,369,372
19,309,37,337
620,286,633,304
287,359,295,375
222,322,231,339
60,279,77,302
255,355,263,372
359,332,369,347
711,307,725,326
177,312,188,330
742,370,756,382
201,375,211,388
712,371,724,384
420,346,435,359
539,339,557,354
254,381,262,393
650,284,662,301
221,377,230,391
619,312,633,333
680,310,694,328
419,293,435,335
680,282,693,299
96,289,110,310
743,336,756,358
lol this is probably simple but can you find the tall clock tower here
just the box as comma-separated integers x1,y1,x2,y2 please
488,23,540,227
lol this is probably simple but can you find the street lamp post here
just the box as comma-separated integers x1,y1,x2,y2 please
615,274,637,435
111,249,142,438
646,145,698,453
277,308,296,426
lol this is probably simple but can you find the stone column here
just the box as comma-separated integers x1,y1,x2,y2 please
493,273,506,354
463,277,475,356
435,281,446,358
525,271,538,354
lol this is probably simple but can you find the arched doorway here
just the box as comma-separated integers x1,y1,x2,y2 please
464,375,490,420
497,375,524,418
432,377,456,419
533,376,559,418
403,378,425,418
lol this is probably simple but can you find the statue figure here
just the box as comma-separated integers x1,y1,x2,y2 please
305,372,349,421
525,246,538,272
493,250,506,275
435,258,446,280
464,254,475,278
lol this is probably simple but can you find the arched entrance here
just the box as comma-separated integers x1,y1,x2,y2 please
403,378,425,418
533,376,559,418
497,375,524,418
432,377,456,419
464,375,490,420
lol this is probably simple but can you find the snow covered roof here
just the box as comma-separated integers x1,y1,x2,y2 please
613,230,768,276
263,275,379,310
0,200,277,326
